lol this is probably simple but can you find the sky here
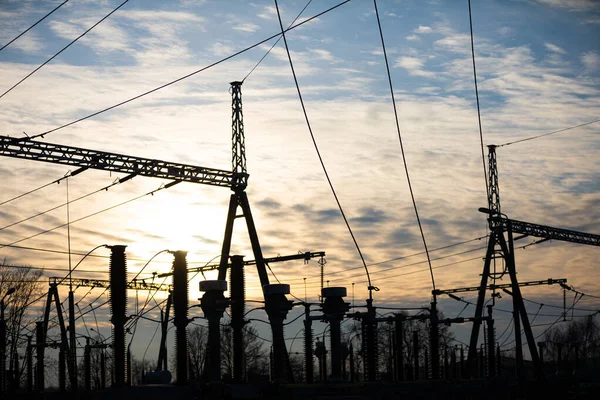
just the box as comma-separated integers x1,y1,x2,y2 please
0,0,599,368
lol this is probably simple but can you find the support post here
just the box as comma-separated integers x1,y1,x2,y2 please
430,301,439,379
109,245,127,387
486,306,495,378
26,337,32,392
172,250,189,385
230,255,245,383
35,321,44,392
264,284,294,383
199,280,229,383
362,299,378,381
68,290,78,391
303,304,314,383
84,338,91,391
321,287,350,382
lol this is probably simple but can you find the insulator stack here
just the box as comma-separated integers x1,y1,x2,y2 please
321,287,350,382
303,304,314,383
430,301,440,379
109,245,127,387
84,338,91,391
26,337,33,392
362,299,378,382
199,280,229,383
230,255,245,383
264,283,294,383
172,250,189,385
35,321,44,392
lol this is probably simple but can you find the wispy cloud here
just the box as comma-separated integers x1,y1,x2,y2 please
545,42,566,54
394,56,435,77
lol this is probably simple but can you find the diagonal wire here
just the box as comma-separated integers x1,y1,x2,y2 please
0,181,180,250
16,1,351,142
373,0,435,291
242,0,313,83
0,0,130,99
0,174,134,232
0,0,70,52
467,0,489,200
497,118,600,148
273,0,375,297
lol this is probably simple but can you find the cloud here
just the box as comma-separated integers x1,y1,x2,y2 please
258,5,277,20
534,0,600,11
233,23,260,33
309,48,335,62
545,43,566,54
406,35,420,41
581,51,600,71
394,56,435,77
414,25,433,34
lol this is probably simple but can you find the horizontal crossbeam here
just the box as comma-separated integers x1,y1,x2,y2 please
433,278,567,295
505,218,600,246
48,277,172,292
0,135,234,187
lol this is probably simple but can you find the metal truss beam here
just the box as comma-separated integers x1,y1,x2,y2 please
48,277,172,292
434,278,567,295
502,218,600,246
0,135,233,188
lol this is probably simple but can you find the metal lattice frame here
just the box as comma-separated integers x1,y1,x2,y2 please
0,135,233,187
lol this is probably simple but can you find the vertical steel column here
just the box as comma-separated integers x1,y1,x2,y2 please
0,301,5,393
84,339,91,391
157,292,172,371
230,255,245,383
12,351,18,392
394,315,404,381
486,306,495,378
303,303,314,383
349,344,355,382
430,301,439,379
35,321,44,392
109,245,127,387
68,290,78,391
26,337,32,392
172,250,189,385
199,280,229,383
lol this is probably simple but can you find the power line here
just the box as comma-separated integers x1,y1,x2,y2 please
0,173,134,233
284,239,488,285
18,1,351,142
374,0,435,292
274,0,375,298
0,0,130,99
497,118,600,148
242,0,313,83
0,242,220,265
0,180,180,250
0,167,86,206
467,0,489,201
0,0,70,53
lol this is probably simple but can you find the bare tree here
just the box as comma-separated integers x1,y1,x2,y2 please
0,259,44,386
187,324,208,381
